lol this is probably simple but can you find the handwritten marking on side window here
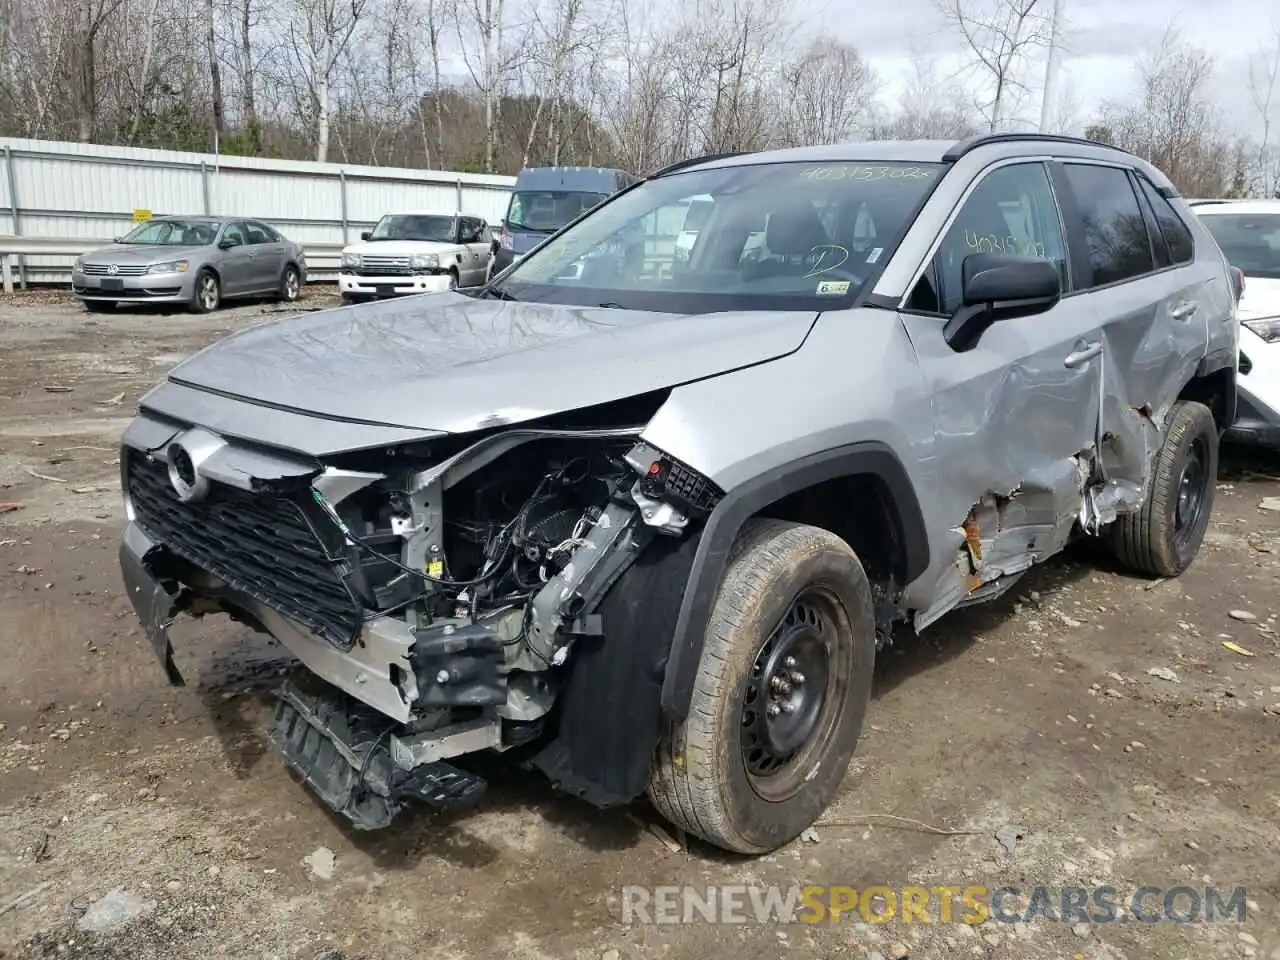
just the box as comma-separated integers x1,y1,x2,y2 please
799,165,937,182
963,230,1046,258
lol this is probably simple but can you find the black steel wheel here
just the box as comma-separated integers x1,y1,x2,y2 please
649,519,876,855
740,588,846,800
1107,399,1218,577
1173,434,1210,552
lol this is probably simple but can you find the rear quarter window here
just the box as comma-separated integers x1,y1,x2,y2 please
1134,178,1194,264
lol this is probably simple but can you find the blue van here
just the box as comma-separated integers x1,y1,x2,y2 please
489,166,638,277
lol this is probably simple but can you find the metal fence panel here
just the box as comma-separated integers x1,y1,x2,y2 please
0,137,516,284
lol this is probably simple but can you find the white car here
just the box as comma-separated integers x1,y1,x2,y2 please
1195,200,1280,450
338,211,493,302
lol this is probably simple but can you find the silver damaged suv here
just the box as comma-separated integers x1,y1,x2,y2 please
119,134,1239,854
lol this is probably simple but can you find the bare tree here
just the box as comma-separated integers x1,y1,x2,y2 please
1096,26,1233,197
0,0,1257,189
225,0,265,149
456,0,514,171
936,0,1049,131
422,0,453,167
870,42,979,139
1248,22,1280,197
778,39,877,146
75,0,131,141
207,0,225,141
517,0,587,167
281,0,368,161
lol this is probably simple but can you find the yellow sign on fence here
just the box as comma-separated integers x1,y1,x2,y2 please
132,209,152,223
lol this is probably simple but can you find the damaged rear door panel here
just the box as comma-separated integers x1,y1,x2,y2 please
899,159,1104,629
1049,162,1213,525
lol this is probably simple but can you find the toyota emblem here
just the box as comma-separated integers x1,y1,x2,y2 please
107,263,119,275
165,442,207,502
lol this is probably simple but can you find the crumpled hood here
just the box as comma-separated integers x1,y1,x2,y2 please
344,240,458,257
164,293,819,434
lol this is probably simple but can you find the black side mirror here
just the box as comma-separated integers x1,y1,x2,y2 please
218,236,238,249
360,231,372,241
943,253,1061,352
112,236,123,243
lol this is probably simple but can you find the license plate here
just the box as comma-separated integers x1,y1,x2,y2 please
100,278,124,292
376,285,396,297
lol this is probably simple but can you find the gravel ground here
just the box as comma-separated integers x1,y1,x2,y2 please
1,288,1278,960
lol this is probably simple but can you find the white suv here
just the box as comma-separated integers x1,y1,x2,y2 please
1194,199,1280,449
339,210,493,303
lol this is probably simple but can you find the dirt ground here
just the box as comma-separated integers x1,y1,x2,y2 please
1,288,1278,960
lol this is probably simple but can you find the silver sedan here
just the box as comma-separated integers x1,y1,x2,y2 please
71,216,308,314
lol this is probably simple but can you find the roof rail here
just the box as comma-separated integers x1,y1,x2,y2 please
647,152,749,178
941,132,1134,163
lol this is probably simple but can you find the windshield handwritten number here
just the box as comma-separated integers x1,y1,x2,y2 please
804,244,850,278
799,165,936,182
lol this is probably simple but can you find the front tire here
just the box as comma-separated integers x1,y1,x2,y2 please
648,518,876,854
189,269,220,314
279,264,301,302
1106,399,1218,577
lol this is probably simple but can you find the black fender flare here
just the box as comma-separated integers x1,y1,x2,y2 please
659,441,931,721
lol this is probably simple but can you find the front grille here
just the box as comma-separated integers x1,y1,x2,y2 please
83,263,148,276
357,256,411,275
125,450,364,648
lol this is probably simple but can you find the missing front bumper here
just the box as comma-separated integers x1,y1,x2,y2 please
118,519,420,722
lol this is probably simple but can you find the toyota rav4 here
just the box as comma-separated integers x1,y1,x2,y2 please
118,134,1238,855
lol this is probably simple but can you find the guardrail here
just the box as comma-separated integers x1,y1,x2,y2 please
0,236,349,294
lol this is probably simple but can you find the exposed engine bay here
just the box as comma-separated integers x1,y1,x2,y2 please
122,421,721,830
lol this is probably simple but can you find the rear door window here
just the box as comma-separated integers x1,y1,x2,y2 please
1061,164,1156,287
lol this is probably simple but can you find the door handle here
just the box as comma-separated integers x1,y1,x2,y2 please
1171,301,1198,320
1064,340,1102,368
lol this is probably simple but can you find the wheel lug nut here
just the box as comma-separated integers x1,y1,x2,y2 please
784,656,797,669
771,676,786,691
781,701,796,714
790,671,805,685
767,703,782,717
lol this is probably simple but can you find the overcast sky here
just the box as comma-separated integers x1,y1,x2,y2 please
849,0,1278,135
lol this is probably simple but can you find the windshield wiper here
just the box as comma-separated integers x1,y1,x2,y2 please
508,224,554,234
476,285,519,301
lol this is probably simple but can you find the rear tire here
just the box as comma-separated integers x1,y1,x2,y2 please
189,269,220,314
447,270,458,290
83,300,116,314
279,264,301,302
647,518,875,854
1106,399,1218,578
